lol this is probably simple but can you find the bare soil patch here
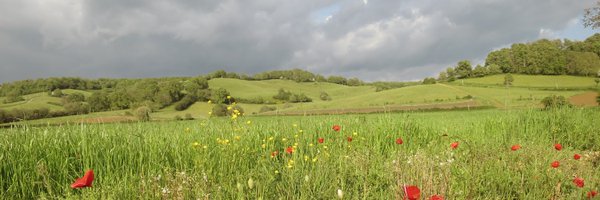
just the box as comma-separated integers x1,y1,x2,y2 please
569,92,599,107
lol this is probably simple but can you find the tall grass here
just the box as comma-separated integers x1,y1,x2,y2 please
1,108,599,199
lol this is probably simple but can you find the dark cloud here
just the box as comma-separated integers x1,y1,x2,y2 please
0,0,594,83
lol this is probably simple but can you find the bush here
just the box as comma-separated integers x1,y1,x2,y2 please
259,106,277,113
135,106,152,121
541,95,570,109
289,93,312,103
174,115,183,121
184,113,194,120
49,89,63,97
319,92,332,101
211,104,245,117
273,88,292,101
237,96,274,104
211,88,233,104
64,102,90,115
174,95,197,111
62,92,85,104
3,95,24,104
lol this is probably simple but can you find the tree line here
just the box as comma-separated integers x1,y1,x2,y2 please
426,34,600,83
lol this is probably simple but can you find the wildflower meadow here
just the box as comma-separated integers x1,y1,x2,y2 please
1,108,599,199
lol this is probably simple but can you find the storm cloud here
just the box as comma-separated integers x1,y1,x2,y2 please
0,0,594,82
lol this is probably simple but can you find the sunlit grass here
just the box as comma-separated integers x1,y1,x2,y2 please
1,108,599,199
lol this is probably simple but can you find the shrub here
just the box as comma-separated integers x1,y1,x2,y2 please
3,95,24,104
211,104,245,117
174,115,183,121
174,95,197,111
184,113,194,120
289,93,312,103
49,89,63,97
259,106,277,113
319,92,332,101
541,95,570,109
64,102,90,115
211,88,233,104
135,106,152,121
273,88,291,101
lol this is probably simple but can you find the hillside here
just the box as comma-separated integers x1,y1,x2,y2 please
0,74,597,125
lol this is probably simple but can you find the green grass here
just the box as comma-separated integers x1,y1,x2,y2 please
458,74,597,89
208,78,374,102
1,108,599,199
0,89,91,112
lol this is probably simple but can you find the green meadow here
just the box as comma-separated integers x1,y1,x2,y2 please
1,108,599,199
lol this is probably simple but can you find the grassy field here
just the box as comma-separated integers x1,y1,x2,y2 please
0,75,596,125
458,74,598,89
1,108,599,199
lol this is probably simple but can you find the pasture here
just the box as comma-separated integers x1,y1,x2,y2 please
1,108,599,199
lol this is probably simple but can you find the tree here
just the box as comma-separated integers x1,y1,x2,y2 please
346,78,363,86
422,77,436,84
211,88,232,104
273,88,292,101
327,76,348,85
62,92,85,104
88,91,111,112
584,1,600,29
472,65,487,77
49,89,63,97
504,73,514,87
446,67,456,82
454,60,473,79
437,71,448,82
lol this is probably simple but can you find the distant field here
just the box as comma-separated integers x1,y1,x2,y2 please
1,75,597,125
458,74,597,88
208,78,375,102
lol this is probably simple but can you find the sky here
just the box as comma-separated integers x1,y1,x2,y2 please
0,0,598,83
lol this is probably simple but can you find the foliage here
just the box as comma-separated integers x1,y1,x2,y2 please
541,95,571,109
211,88,233,104
62,92,85,104
49,89,64,97
422,77,437,84
319,92,332,101
273,88,292,101
135,106,152,121
259,105,277,113
174,95,198,111
211,104,245,117
584,1,600,29
288,93,312,103
504,74,514,86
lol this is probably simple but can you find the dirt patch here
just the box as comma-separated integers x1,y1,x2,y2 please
270,100,481,116
569,92,599,107
77,116,137,124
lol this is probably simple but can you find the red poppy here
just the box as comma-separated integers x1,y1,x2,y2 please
271,151,279,158
450,142,459,149
332,125,341,132
574,154,581,160
403,185,420,200
318,138,324,144
588,190,598,198
286,146,294,154
430,195,444,200
347,137,353,142
551,161,560,168
396,138,403,145
511,144,521,151
71,169,94,189
554,143,562,151
574,177,585,188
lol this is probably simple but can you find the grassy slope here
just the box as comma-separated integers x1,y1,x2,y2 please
208,78,374,102
4,75,595,125
458,74,597,88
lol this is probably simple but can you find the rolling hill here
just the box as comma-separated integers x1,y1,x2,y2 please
0,74,597,125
